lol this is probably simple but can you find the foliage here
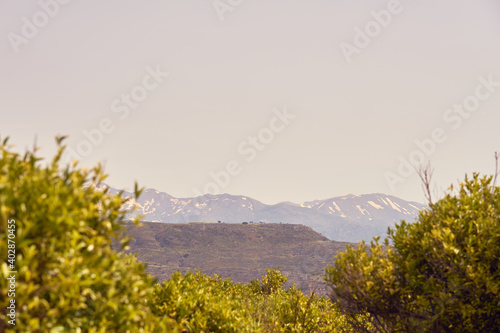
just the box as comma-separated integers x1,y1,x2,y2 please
151,270,258,332
0,137,177,332
250,267,288,295
325,174,500,332
151,268,357,332
248,271,358,332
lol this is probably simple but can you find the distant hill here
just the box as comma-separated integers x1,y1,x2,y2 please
124,221,352,295
100,183,426,242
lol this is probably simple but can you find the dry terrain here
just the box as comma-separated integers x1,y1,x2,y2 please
124,221,353,294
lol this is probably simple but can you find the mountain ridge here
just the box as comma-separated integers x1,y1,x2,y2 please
96,183,427,242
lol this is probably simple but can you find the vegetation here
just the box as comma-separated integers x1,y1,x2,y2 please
150,268,358,332
1,137,498,332
0,137,175,331
325,174,500,332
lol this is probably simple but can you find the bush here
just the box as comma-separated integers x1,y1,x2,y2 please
325,174,500,332
0,137,176,332
151,268,356,332
151,270,258,332
250,267,288,295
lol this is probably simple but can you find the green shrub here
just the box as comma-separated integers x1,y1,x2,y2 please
151,268,356,332
151,270,258,332
249,283,355,333
250,267,288,295
325,174,500,332
0,137,176,332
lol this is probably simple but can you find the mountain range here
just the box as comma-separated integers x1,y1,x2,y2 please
100,184,427,242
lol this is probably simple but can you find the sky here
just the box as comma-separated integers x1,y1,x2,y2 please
1,0,500,205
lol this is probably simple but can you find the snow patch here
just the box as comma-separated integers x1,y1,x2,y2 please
356,205,369,216
409,204,421,211
386,198,401,212
368,201,383,209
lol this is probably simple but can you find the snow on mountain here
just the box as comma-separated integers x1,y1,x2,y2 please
301,193,424,222
98,184,427,242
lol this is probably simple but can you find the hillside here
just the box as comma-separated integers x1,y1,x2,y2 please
124,221,352,294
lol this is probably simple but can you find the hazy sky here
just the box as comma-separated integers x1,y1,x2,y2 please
1,0,500,204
